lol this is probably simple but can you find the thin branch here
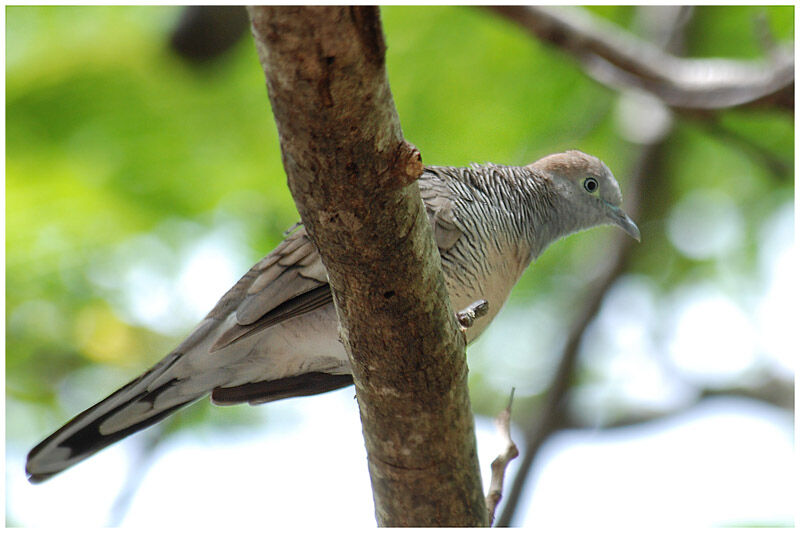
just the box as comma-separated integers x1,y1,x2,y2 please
489,6,794,111
697,375,794,412
565,374,795,431
752,9,782,60
106,427,164,526
486,388,519,527
702,118,792,179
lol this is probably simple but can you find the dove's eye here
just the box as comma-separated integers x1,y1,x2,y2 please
583,177,599,194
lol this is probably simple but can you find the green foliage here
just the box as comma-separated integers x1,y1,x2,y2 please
687,6,794,57
384,6,614,166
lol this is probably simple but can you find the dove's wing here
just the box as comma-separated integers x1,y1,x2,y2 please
212,168,464,353
206,226,351,405
419,167,462,251
208,170,467,404
209,226,332,352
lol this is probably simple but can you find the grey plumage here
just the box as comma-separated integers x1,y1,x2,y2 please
26,150,639,482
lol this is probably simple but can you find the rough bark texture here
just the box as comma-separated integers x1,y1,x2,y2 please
247,7,487,527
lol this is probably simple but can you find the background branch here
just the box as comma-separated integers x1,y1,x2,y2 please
489,6,794,111
563,377,795,431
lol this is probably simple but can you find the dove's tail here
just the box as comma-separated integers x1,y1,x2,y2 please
26,351,204,483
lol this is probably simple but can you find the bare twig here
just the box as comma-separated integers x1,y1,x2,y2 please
753,10,781,60
489,6,794,111
486,388,519,527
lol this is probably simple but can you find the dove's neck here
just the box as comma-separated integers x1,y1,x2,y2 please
511,167,576,264
447,163,574,268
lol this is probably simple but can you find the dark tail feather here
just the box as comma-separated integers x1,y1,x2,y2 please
26,353,202,483
212,372,353,405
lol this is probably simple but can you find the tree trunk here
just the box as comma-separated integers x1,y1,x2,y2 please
247,6,488,526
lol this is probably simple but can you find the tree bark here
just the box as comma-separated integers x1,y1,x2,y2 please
247,7,487,527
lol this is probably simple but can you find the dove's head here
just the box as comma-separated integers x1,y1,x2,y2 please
530,150,641,242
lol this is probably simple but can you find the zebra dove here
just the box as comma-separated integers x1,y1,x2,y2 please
26,150,640,482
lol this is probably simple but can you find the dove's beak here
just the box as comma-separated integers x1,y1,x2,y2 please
607,204,641,242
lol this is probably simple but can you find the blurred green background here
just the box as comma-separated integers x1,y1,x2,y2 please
5,5,794,527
